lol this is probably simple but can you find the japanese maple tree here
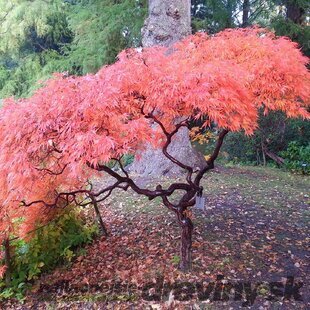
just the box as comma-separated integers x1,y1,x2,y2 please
0,28,309,272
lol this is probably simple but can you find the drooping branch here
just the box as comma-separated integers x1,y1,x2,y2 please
21,189,91,208
95,182,130,204
35,163,68,176
21,116,228,234
21,178,130,211
89,194,108,237
262,144,285,166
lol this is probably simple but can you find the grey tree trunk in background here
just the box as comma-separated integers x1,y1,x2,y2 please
129,0,206,177
141,0,191,47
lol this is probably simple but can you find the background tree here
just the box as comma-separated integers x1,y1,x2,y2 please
0,28,309,272
271,0,310,56
129,0,207,177
65,0,147,74
191,0,275,33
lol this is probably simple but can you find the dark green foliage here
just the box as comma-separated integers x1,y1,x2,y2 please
191,0,239,33
221,112,310,166
280,142,310,174
65,0,147,74
272,16,310,56
220,131,258,164
122,154,135,167
0,208,98,301
191,0,276,33
271,0,310,55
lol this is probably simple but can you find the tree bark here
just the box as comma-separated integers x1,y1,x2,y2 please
141,0,191,47
286,1,305,24
261,140,266,166
91,195,108,237
3,238,11,287
242,0,250,27
178,213,194,272
256,148,261,165
264,148,285,166
129,0,206,177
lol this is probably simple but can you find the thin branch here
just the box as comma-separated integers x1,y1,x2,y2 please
142,109,196,186
194,129,229,186
0,9,11,24
35,163,68,176
21,189,90,208
111,156,129,178
87,161,192,199
89,193,108,236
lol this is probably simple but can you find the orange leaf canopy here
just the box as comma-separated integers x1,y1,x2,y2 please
0,27,309,241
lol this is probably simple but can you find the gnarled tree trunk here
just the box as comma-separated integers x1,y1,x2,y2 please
178,213,194,272
129,0,206,177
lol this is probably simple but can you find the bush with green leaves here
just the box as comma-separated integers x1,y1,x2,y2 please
0,207,98,301
281,142,310,175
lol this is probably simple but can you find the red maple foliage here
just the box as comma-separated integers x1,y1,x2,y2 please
0,28,309,271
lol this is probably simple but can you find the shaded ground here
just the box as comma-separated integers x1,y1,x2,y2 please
2,166,309,309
